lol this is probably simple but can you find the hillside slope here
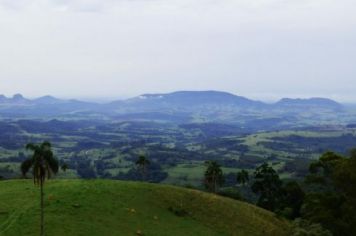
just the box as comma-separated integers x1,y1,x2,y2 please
0,180,290,236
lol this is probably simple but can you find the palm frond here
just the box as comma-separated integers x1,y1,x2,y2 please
21,158,34,176
22,141,59,184
47,155,59,175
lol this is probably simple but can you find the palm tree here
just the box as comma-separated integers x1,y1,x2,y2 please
236,169,249,186
21,141,59,236
204,161,224,193
135,155,150,181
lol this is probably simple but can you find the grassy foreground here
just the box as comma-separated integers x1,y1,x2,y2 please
0,180,290,236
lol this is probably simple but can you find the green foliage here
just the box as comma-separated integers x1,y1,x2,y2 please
204,161,224,193
251,163,283,212
135,155,150,181
291,219,332,236
279,181,305,219
236,169,249,186
302,150,356,236
61,163,68,172
22,141,59,184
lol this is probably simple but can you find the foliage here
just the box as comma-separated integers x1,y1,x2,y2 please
114,161,167,183
291,219,332,236
278,181,305,219
135,155,150,181
61,163,68,172
204,161,224,193
21,142,59,184
302,150,356,236
251,163,283,211
236,169,249,186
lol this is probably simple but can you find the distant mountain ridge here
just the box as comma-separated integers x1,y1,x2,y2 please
0,94,95,105
0,94,31,104
109,91,266,113
0,91,344,119
0,91,343,107
275,97,343,110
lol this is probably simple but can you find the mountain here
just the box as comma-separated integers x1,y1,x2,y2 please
34,95,67,105
0,94,99,117
0,179,290,235
136,91,262,106
0,94,7,101
12,93,29,103
275,97,343,110
0,91,345,122
109,91,266,112
0,94,31,105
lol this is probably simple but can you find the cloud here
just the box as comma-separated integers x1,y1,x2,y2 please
0,0,34,10
0,0,355,101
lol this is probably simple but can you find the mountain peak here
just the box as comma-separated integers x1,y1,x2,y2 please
35,95,61,103
12,94,25,100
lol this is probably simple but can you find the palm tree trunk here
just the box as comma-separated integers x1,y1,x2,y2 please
40,180,44,236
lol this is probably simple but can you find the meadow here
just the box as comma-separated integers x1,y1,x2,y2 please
0,179,290,236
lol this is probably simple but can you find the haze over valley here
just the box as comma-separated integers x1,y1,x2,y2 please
1,0,356,235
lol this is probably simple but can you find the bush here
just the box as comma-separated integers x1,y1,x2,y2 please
291,219,332,236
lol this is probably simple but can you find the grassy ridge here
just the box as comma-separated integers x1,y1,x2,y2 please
0,180,290,235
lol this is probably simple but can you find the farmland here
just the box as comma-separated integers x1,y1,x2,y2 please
1,119,356,188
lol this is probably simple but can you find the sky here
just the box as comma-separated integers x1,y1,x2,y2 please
0,0,355,102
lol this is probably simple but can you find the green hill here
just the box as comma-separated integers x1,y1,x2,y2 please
0,180,290,236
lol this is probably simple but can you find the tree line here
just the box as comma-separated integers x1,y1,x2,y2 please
203,151,356,236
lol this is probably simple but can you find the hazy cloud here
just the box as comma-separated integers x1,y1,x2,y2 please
0,0,355,101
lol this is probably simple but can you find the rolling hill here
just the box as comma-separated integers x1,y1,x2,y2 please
0,179,290,236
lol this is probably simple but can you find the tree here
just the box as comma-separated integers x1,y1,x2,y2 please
135,155,150,181
61,163,68,172
251,163,283,211
236,169,249,186
21,141,59,236
280,181,305,219
204,161,224,193
302,151,356,235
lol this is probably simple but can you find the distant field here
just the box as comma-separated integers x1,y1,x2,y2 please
164,163,238,186
0,180,290,236
1,119,356,186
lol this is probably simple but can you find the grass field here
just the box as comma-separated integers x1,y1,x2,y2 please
164,163,238,186
0,179,290,236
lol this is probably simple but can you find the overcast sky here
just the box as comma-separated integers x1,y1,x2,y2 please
0,0,355,102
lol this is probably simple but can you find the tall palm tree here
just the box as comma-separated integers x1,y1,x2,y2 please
204,161,224,193
236,169,249,186
21,141,59,236
135,155,150,181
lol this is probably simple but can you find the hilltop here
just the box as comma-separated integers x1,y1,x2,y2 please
0,179,290,236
